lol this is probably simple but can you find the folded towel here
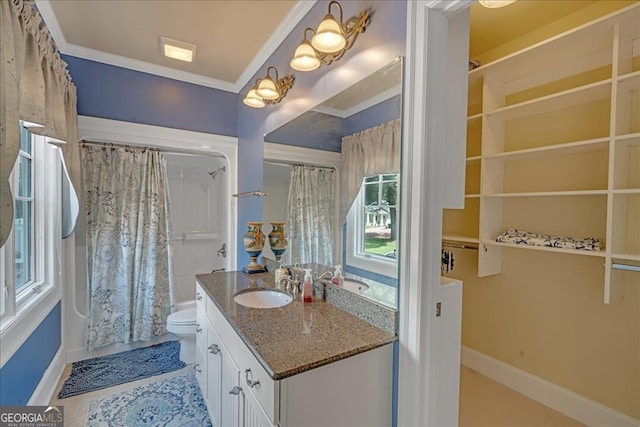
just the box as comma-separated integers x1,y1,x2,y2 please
496,228,601,251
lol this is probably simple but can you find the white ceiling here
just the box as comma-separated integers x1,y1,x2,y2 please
36,0,602,94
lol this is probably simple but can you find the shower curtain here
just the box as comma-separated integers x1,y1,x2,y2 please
82,144,175,349
287,165,335,266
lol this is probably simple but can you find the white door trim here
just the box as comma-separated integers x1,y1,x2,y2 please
398,1,472,425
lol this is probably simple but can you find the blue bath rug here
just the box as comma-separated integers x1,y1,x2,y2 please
86,372,211,427
57,340,186,399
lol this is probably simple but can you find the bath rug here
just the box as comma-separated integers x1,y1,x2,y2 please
57,340,186,398
86,372,211,427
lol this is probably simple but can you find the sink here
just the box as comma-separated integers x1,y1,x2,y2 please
342,279,369,293
233,288,293,309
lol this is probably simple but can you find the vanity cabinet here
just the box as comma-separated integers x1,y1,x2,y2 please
195,282,393,427
443,3,640,303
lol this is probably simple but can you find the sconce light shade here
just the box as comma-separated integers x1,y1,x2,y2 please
479,0,517,8
256,77,279,100
290,39,321,71
243,89,265,108
311,14,346,53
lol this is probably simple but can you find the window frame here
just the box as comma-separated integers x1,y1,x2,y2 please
345,173,399,279
0,124,61,345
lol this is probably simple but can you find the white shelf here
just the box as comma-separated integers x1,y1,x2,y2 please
443,235,480,244
483,190,608,198
483,137,610,161
484,240,606,258
613,189,640,195
611,253,640,263
468,4,638,92
442,4,640,302
486,80,612,122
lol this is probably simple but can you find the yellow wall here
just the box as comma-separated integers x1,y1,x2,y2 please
446,0,640,419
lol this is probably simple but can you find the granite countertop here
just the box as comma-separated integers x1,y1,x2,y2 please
195,271,396,381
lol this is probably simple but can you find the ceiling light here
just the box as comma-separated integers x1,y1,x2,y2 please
291,1,369,72
479,0,517,8
160,36,196,63
243,67,294,109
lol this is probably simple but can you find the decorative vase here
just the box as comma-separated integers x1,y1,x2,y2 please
268,222,288,262
242,222,266,274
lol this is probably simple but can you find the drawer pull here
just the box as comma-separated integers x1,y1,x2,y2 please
196,293,203,301
229,385,242,395
196,324,203,333
245,369,260,388
208,344,220,354
194,364,202,373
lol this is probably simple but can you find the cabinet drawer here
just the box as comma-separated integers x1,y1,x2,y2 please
207,297,279,424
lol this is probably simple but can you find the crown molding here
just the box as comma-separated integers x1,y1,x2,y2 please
35,0,317,93
236,0,317,91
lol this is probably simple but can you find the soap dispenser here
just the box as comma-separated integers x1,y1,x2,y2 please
302,268,313,303
274,261,289,286
331,264,344,286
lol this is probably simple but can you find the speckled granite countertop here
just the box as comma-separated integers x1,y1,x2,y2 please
195,271,396,381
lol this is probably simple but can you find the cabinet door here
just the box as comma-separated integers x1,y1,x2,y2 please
243,384,274,427
207,323,223,427
220,342,241,427
194,344,207,400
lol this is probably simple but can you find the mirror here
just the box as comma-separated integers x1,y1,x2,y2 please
263,59,403,308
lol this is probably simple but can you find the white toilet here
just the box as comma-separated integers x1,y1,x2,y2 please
166,300,197,364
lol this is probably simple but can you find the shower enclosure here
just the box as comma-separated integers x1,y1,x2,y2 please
65,118,238,362
165,153,229,303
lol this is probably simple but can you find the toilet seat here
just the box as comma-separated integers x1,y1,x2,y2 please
167,307,196,326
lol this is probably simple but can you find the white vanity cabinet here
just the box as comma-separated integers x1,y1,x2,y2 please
195,282,394,427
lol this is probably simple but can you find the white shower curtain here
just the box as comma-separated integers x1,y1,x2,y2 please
82,144,175,349
287,165,336,266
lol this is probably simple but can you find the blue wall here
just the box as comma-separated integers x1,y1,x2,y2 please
0,302,61,405
63,56,238,138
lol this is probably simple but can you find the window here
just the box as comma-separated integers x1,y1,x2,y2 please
346,173,399,278
0,123,60,331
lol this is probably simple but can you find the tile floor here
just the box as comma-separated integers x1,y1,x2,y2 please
50,363,583,426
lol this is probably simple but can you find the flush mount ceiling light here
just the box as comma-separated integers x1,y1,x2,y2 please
479,0,517,8
290,1,369,72
160,36,196,62
243,66,294,108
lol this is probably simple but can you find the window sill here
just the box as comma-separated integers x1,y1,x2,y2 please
346,252,398,279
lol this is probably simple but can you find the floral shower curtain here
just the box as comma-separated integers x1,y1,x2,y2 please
82,144,175,349
287,165,335,266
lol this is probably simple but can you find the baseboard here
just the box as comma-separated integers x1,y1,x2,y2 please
461,346,639,427
28,346,66,405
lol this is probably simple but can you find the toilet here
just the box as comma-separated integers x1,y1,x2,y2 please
166,300,197,364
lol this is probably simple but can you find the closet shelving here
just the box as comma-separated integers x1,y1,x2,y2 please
443,3,640,303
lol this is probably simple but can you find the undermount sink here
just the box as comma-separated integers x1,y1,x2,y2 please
341,278,369,293
233,288,293,309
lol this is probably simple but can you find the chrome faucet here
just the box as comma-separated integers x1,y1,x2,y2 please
279,276,300,294
316,271,332,281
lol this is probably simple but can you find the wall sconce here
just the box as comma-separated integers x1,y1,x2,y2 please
290,1,369,72
243,66,295,108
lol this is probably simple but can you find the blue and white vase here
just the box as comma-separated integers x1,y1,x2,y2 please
243,222,266,274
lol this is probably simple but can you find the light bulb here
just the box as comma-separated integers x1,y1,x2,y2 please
243,89,265,108
290,40,321,72
311,14,346,53
256,77,279,100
